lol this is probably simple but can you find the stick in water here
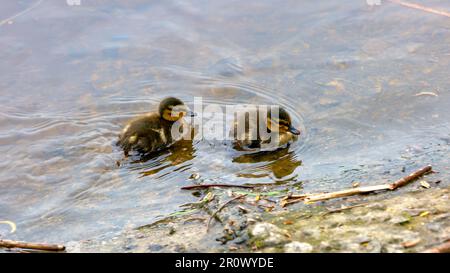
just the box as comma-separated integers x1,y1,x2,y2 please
182,184,254,190
0,239,66,251
388,0,450,18
282,165,433,206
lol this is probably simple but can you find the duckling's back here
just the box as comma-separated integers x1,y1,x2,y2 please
231,107,298,150
118,113,173,155
231,108,262,150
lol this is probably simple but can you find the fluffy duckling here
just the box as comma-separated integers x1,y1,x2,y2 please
231,106,300,150
118,97,194,156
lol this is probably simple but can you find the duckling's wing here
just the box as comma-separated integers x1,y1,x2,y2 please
231,119,258,150
118,114,167,153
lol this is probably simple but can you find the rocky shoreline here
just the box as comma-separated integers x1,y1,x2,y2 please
69,184,449,253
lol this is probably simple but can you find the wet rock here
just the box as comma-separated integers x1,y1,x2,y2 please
401,209,423,217
368,213,391,223
295,228,321,240
367,203,387,211
250,223,289,246
355,235,371,244
366,240,383,253
173,244,186,252
381,244,404,253
189,173,200,180
65,241,82,253
232,233,249,245
251,223,281,237
168,226,176,235
263,233,288,246
390,215,410,225
319,242,333,252
329,221,342,228
284,241,313,253
426,223,441,233
345,243,363,252
123,244,137,251
320,240,343,252
148,244,164,252
433,213,450,223
261,247,278,253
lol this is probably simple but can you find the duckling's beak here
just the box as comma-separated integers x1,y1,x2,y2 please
288,126,301,135
186,111,196,117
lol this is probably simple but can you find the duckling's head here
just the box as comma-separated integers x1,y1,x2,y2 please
158,97,195,122
267,107,301,135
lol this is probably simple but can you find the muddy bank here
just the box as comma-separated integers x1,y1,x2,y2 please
68,182,449,253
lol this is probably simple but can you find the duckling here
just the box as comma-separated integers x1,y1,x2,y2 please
231,106,300,150
118,97,195,156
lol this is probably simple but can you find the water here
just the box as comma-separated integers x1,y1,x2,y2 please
1,0,449,243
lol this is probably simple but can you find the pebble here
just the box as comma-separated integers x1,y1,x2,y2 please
251,223,289,246
284,241,313,253
356,236,371,244
189,173,200,180
433,213,450,222
367,203,387,210
390,215,410,225
426,223,441,233
148,244,164,252
251,223,283,237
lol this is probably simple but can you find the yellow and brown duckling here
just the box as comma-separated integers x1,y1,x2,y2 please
118,97,195,156
231,106,301,150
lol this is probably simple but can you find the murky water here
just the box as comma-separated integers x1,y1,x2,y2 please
1,0,449,243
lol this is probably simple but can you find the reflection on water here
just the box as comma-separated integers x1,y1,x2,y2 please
233,148,302,180
129,139,195,178
0,0,449,243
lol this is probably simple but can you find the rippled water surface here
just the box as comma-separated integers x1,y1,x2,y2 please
1,0,449,242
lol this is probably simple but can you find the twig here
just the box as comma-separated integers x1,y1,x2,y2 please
182,184,254,190
305,184,392,203
12,248,63,253
0,0,43,26
281,165,432,206
0,239,65,251
402,238,421,248
389,165,432,190
183,217,207,223
422,240,450,253
206,194,247,232
388,0,450,18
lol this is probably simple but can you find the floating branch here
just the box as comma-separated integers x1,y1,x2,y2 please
0,239,65,252
181,184,254,190
281,165,432,206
